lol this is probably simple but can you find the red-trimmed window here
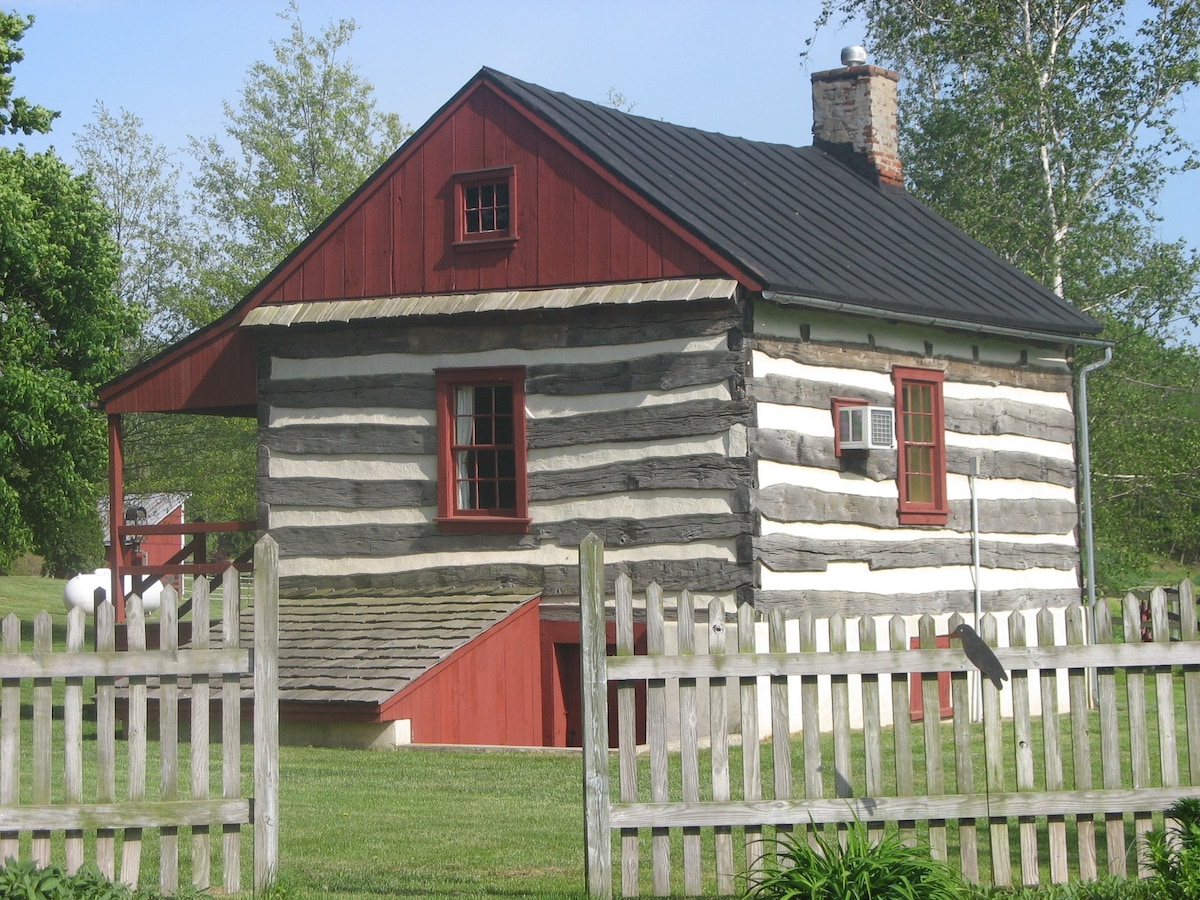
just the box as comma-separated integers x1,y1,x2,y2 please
831,396,868,457
454,167,516,245
434,367,529,533
893,366,948,525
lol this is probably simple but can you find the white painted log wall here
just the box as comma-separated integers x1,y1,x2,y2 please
749,301,1082,608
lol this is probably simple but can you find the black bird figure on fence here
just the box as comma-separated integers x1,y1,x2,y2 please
950,623,1008,690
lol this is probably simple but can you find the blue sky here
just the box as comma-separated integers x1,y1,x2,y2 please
11,0,1200,299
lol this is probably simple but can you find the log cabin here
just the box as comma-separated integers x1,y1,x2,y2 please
98,60,1105,748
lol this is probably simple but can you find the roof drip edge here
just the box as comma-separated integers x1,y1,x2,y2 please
761,290,1112,347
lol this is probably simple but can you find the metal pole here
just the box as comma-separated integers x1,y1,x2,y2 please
1077,345,1113,611
970,456,982,721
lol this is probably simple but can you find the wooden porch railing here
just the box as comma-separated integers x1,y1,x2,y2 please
112,520,256,621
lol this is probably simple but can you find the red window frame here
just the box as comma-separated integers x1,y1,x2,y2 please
434,366,530,534
453,166,517,247
892,366,949,525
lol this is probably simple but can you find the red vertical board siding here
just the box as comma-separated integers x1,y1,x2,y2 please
585,175,612,283
422,124,457,295
342,206,366,298
383,599,542,745
608,193,633,280
505,109,539,286
396,151,425,294
321,229,345,298
248,81,731,314
536,139,575,285
281,268,304,303
455,92,487,170
362,182,393,297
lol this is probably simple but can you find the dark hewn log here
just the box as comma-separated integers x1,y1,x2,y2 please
530,455,751,501
262,424,437,456
748,337,1074,392
280,556,754,600
537,514,751,547
528,350,743,396
260,299,742,360
756,484,1079,534
755,534,1078,572
260,374,434,411
258,477,437,509
274,514,749,559
752,429,1075,488
528,398,752,449
542,558,752,597
280,564,546,599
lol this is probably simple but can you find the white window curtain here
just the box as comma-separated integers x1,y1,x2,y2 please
455,386,475,509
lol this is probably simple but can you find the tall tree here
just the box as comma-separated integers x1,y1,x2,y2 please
100,3,410,537
188,0,410,321
810,0,1200,584
0,12,137,574
74,103,194,357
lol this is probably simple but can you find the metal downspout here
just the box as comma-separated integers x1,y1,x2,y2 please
1077,346,1113,609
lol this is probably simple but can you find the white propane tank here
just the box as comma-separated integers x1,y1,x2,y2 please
63,569,163,614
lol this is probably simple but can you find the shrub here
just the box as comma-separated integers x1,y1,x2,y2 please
1144,796,1200,899
741,823,978,900
0,859,199,900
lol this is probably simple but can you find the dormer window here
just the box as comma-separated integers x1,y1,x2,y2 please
454,167,517,247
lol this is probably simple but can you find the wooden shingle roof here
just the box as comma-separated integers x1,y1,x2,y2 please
481,68,1102,339
274,594,538,707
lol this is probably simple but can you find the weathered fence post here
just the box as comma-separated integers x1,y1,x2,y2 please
580,534,612,899
254,534,280,893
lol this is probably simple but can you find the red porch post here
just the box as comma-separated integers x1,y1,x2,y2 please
107,413,126,622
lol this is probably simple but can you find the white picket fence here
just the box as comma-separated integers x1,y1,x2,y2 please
579,534,1200,897
0,534,279,894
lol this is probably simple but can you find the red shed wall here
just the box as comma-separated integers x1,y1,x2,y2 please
381,597,543,745
261,83,725,305
141,505,185,571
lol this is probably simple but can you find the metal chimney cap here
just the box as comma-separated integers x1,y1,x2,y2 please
841,45,868,67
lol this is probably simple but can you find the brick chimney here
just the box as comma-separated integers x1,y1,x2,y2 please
811,52,903,188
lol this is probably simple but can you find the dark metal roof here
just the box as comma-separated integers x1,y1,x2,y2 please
482,68,1102,338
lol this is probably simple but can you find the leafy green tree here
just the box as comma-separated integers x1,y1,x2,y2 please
810,0,1200,585
0,12,55,135
0,12,137,573
86,3,409,543
188,0,410,322
74,103,195,357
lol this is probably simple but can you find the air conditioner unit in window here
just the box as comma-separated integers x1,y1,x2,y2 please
838,405,896,450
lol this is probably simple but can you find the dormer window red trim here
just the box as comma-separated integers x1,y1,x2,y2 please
453,166,517,248
893,366,949,525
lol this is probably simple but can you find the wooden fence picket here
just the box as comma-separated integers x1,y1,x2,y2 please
0,535,277,895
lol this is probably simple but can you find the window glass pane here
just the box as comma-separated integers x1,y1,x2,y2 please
465,185,479,209
466,210,480,233
448,381,518,514
481,184,494,206
905,413,933,444
482,209,495,231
